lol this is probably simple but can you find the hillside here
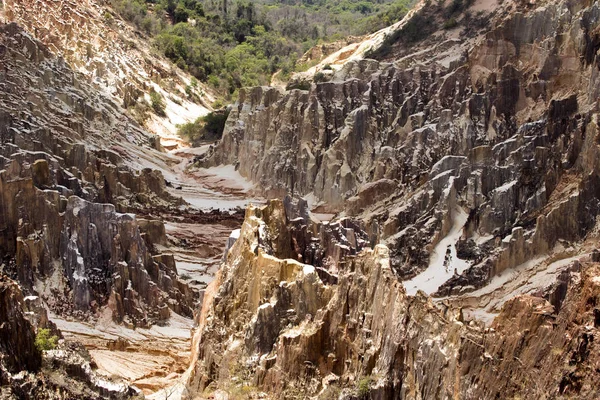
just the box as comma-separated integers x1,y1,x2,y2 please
1,0,600,398
109,0,416,97
2,0,214,149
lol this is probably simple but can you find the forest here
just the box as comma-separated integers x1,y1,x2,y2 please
110,0,415,98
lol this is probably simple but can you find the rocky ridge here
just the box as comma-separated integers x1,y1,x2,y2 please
0,22,196,328
199,0,600,295
187,200,600,399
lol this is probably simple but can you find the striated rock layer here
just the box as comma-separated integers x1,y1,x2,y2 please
200,0,600,294
187,201,600,399
0,23,196,327
2,0,213,147
191,0,600,397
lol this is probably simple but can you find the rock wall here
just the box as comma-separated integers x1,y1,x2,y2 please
187,201,600,399
2,0,213,147
200,0,600,290
0,276,41,374
0,23,196,327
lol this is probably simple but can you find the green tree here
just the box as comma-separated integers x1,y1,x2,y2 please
35,328,59,351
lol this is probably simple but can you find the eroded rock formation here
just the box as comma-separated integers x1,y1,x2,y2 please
189,0,600,398
199,0,600,293
0,23,196,327
2,0,213,147
188,201,600,399
0,275,142,399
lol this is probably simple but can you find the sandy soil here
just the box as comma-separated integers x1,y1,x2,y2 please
51,310,193,394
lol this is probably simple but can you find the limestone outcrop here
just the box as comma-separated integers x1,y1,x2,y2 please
200,0,600,294
0,23,197,327
187,201,600,399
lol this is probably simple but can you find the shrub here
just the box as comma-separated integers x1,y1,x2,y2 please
286,80,312,91
323,64,333,70
177,109,230,144
203,109,230,138
174,4,190,23
357,376,373,398
149,90,166,116
313,71,328,83
443,18,458,29
103,11,114,25
35,328,58,351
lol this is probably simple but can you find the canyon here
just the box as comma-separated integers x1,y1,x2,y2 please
1,0,600,398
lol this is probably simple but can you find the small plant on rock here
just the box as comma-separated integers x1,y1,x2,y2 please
357,375,373,399
150,90,166,117
35,328,58,351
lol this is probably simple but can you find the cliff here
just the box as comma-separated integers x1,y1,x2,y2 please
0,23,196,327
187,200,600,399
188,0,600,397
199,0,600,293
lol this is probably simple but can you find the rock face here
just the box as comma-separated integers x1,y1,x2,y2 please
188,201,600,399
0,23,196,327
0,276,141,399
2,0,213,147
190,0,600,397
200,0,600,293
0,276,41,374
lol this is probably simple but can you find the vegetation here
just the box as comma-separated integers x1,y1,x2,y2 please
365,12,433,58
178,109,230,144
35,328,59,351
313,71,327,82
364,0,477,60
286,79,312,91
111,0,416,99
150,89,166,116
357,375,374,398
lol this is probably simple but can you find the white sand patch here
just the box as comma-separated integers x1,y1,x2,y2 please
404,207,470,295
196,165,255,192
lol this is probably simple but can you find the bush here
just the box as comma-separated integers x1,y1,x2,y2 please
103,11,114,25
35,328,58,351
313,71,328,83
357,376,373,398
286,80,312,91
149,90,166,116
443,18,458,29
177,109,230,144
203,109,230,138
